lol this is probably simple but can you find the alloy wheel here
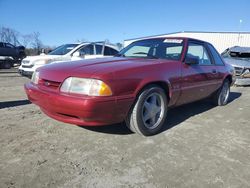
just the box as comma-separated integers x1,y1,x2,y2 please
141,93,165,129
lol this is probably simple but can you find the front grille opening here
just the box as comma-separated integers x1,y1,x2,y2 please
22,65,34,68
39,79,61,89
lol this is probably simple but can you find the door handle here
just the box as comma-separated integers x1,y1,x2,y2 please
212,69,217,74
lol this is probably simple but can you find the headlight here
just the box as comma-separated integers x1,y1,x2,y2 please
34,60,49,65
31,71,39,84
242,69,250,78
60,77,112,96
21,60,30,65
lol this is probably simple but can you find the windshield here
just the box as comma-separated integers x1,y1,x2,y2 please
48,44,78,55
118,38,184,60
222,49,250,60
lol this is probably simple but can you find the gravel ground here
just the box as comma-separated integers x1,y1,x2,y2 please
0,68,250,188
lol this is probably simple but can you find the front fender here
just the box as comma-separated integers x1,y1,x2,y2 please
134,78,172,100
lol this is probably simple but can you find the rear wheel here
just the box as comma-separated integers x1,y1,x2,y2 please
126,85,168,136
2,61,12,69
212,79,230,106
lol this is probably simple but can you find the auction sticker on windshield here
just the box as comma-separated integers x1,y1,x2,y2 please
163,39,183,43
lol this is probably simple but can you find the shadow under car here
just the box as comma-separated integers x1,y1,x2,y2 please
81,91,241,135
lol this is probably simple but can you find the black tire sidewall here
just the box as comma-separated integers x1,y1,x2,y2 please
218,80,230,106
3,62,12,69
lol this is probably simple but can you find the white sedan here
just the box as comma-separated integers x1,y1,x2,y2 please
19,42,119,77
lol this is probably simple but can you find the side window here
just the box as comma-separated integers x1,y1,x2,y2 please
104,46,118,56
5,43,15,48
207,44,224,65
109,48,118,55
95,45,103,55
0,43,4,47
221,48,230,58
78,45,94,56
187,43,212,65
165,46,183,60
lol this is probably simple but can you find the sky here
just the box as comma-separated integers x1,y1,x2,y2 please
0,0,249,46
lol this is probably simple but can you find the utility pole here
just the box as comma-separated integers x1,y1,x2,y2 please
238,19,243,45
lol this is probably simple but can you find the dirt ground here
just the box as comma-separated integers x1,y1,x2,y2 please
0,68,250,188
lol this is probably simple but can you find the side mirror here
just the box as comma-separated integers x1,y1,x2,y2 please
185,57,199,65
72,51,80,57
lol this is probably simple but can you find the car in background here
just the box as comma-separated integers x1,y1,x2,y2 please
19,41,119,77
25,37,234,136
222,46,250,86
0,42,26,60
0,56,16,69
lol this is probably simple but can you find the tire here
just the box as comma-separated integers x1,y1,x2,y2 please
19,52,26,59
2,61,12,69
126,85,168,136
212,79,230,106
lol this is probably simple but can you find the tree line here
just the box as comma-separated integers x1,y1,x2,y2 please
0,26,47,55
0,26,123,56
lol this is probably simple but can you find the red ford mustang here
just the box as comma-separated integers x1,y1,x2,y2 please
25,37,234,136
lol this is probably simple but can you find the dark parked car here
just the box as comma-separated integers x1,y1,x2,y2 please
222,46,250,85
0,42,26,60
0,56,16,69
25,37,234,136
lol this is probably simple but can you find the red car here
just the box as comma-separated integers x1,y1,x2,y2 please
25,37,234,136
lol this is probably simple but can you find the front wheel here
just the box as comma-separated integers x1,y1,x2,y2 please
126,85,168,136
212,79,230,106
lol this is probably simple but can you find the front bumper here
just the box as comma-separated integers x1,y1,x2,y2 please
235,78,250,86
233,67,250,86
18,69,33,77
24,83,134,126
19,64,44,77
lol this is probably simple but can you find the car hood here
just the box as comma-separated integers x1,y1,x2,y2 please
17,46,25,50
223,57,250,68
23,55,68,62
38,57,162,82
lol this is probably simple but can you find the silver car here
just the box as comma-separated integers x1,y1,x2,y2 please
222,46,250,86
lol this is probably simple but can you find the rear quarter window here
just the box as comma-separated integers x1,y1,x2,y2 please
207,44,224,65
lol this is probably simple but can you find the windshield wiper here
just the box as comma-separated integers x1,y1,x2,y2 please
146,54,159,59
132,52,159,59
114,53,125,57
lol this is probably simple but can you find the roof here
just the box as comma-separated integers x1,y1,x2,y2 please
76,41,118,50
125,36,212,45
229,46,250,53
124,31,250,41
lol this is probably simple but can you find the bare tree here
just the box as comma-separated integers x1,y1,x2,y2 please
116,42,123,50
31,32,43,54
21,34,33,47
0,26,48,55
75,38,88,43
0,26,20,45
